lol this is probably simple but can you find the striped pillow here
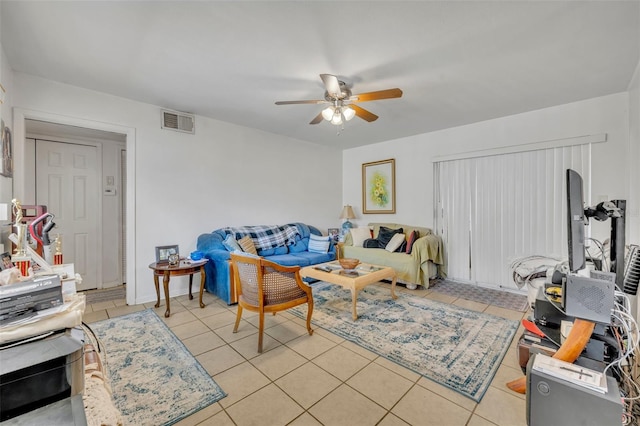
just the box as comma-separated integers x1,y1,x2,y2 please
238,235,258,255
308,234,330,253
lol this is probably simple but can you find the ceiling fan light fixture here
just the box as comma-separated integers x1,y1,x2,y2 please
342,106,355,121
322,106,335,121
331,110,343,125
275,73,402,130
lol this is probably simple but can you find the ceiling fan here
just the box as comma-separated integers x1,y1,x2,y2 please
275,74,403,127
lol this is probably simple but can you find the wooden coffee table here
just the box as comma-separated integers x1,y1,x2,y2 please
300,261,397,320
148,259,208,317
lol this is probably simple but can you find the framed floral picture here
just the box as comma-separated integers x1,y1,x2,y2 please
362,158,395,214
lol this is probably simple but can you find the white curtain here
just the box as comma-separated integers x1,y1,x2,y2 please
434,144,591,290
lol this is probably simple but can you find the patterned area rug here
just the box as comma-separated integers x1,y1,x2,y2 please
292,283,518,402
430,278,529,312
90,309,226,425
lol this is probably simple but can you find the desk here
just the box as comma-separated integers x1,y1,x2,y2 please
148,259,207,317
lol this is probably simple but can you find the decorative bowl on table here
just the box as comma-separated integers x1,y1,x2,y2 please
338,258,360,270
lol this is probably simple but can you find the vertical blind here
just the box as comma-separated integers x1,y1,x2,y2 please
434,144,591,290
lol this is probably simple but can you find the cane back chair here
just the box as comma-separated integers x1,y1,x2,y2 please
230,253,314,353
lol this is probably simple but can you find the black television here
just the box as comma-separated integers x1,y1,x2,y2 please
566,169,586,273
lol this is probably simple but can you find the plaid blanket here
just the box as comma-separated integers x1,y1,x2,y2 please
224,224,300,250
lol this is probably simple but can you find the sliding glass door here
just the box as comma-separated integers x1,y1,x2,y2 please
434,144,591,290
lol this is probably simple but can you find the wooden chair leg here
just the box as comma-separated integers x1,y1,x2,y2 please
306,300,314,336
258,311,265,353
233,305,243,333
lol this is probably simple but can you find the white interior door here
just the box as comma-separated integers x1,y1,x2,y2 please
36,140,99,291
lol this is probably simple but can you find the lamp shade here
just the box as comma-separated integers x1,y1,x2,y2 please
342,106,356,121
322,106,334,121
331,111,343,125
339,205,356,220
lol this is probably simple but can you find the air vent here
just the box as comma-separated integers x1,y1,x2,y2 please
161,110,195,134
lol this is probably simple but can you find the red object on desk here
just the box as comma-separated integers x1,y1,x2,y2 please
522,319,546,338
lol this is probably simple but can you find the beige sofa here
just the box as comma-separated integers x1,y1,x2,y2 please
341,223,446,290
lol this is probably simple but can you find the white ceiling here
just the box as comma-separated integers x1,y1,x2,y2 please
2,1,639,150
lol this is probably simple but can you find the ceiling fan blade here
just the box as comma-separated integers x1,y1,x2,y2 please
309,112,324,125
349,88,403,102
350,104,378,122
275,100,328,105
320,74,342,98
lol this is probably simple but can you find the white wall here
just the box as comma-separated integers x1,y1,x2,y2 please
344,92,634,265
101,139,126,287
11,73,343,304
0,42,14,250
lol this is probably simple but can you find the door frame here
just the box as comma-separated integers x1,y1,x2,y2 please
13,109,137,305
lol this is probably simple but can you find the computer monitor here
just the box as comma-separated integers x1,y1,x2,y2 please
566,169,586,273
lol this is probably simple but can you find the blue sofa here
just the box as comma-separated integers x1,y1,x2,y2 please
196,222,336,304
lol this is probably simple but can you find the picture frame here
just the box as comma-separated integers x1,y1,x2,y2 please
1,252,13,271
362,158,396,214
0,121,11,178
155,245,179,264
327,228,340,243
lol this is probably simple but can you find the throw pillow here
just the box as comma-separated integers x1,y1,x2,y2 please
238,235,258,255
308,234,330,253
406,230,420,254
307,234,331,253
363,238,380,248
289,235,307,253
222,234,243,252
351,227,373,247
377,226,404,247
385,233,406,252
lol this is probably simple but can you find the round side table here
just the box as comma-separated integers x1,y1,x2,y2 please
148,259,208,317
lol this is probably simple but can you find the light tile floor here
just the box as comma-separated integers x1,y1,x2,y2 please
82,283,530,426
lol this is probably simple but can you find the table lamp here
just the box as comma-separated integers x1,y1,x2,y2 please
340,205,356,232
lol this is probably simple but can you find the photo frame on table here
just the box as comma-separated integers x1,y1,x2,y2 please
1,252,13,270
362,158,395,214
155,245,179,264
327,228,340,243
